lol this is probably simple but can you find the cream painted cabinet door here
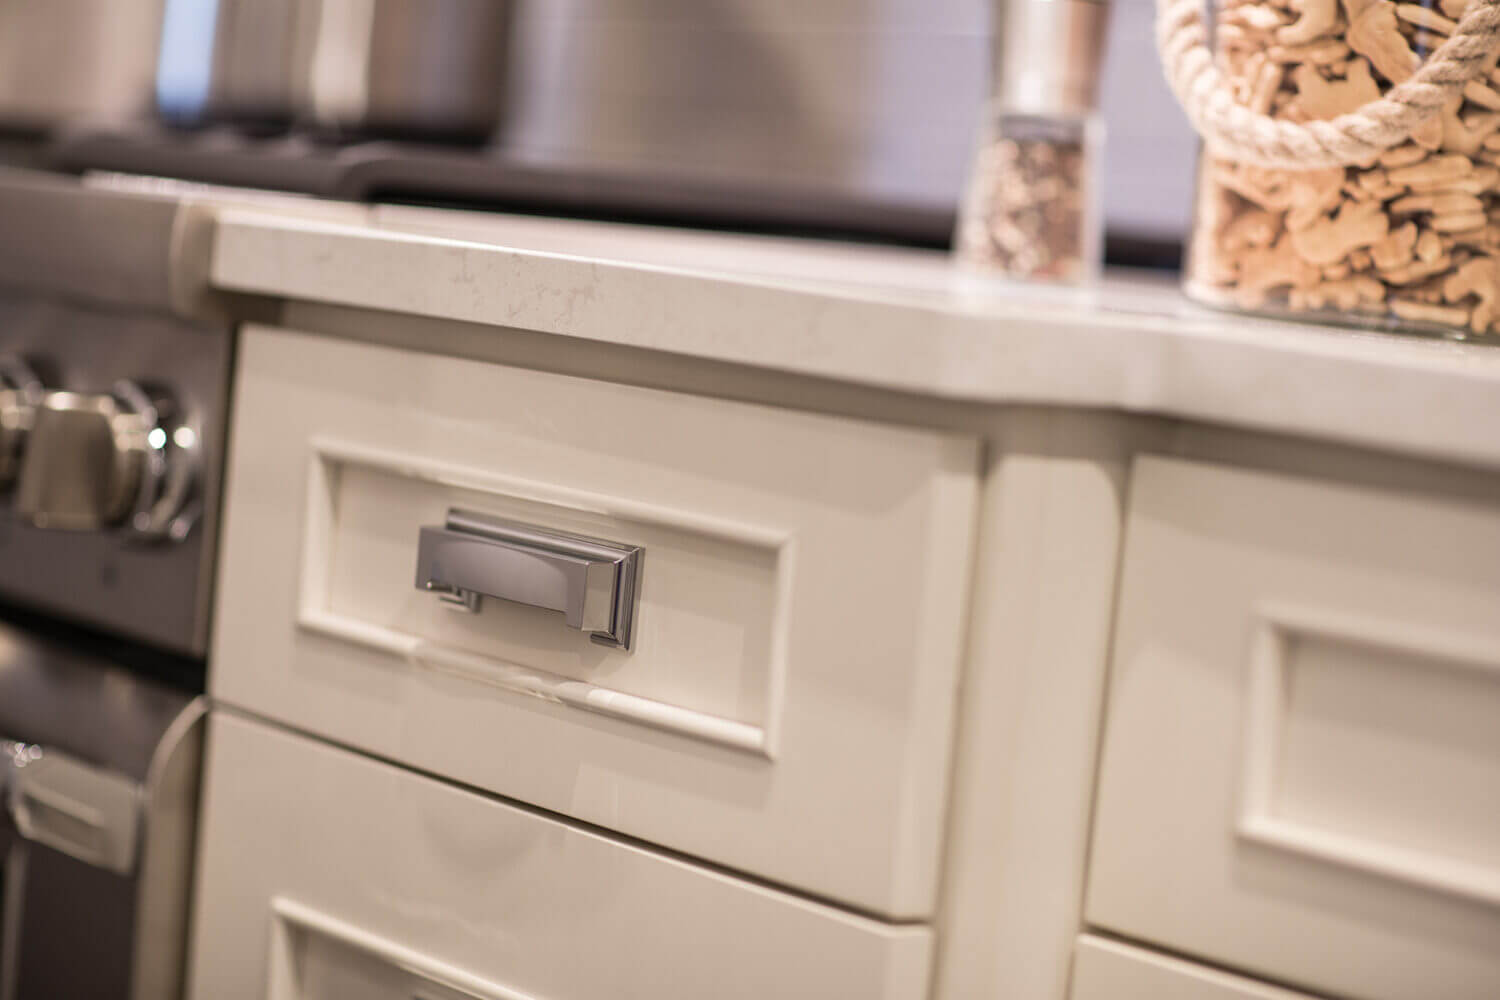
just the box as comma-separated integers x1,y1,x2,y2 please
1086,456,1500,1000
210,325,979,918
187,711,933,1000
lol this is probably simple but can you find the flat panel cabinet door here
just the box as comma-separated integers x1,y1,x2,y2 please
211,326,978,919
1086,456,1500,1000
1071,937,1321,1000
186,711,933,1000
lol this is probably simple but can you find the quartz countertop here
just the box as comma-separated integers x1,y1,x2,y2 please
199,198,1500,471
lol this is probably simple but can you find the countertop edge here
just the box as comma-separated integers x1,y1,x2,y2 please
207,208,1500,473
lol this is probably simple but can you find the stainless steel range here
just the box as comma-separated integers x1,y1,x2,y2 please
0,168,230,1000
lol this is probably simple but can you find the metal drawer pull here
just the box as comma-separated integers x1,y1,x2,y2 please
415,509,642,650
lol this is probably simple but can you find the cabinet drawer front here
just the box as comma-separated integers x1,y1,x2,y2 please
1087,456,1500,1000
211,326,978,917
186,712,932,1000
1072,937,1319,1000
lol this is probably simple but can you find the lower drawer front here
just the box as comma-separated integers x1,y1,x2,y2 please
186,711,932,1000
1072,937,1317,1000
211,326,978,918
1087,456,1500,1000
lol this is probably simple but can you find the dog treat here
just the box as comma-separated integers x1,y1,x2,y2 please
1186,0,1500,339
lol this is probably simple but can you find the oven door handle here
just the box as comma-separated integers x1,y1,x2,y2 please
3,740,140,876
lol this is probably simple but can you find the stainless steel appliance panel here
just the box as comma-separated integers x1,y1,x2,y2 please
156,0,319,124
0,0,166,130
160,0,512,137
498,0,992,213
0,297,231,656
0,617,205,1000
1097,0,1197,244
311,0,512,138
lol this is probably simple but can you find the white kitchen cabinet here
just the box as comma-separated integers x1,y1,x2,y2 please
1071,936,1321,1000
176,196,1500,1000
210,325,979,919
186,710,932,1000
1087,456,1500,1000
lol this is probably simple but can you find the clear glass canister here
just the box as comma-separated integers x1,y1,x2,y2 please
954,0,1110,286
957,109,1103,283
1185,0,1500,342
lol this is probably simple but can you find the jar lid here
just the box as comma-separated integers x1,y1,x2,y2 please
997,0,1112,115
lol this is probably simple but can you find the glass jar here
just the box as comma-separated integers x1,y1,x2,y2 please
953,0,1109,287
1183,0,1500,342
956,107,1104,284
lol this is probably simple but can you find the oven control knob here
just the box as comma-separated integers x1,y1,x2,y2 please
0,358,43,491
15,380,200,540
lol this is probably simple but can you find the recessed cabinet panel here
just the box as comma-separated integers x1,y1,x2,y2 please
188,712,933,1000
1071,937,1320,1000
315,450,782,747
1086,456,1500,1000
1264,620,1500,891
211,326,979,917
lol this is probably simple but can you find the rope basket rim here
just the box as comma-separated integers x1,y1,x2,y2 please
1156,0,1500,168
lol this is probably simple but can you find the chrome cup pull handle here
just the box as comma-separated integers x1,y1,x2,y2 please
414,509,642,650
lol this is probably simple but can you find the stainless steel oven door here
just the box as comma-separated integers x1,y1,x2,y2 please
0,738,142,1000
0,800,18,1000
0,618,204,1000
